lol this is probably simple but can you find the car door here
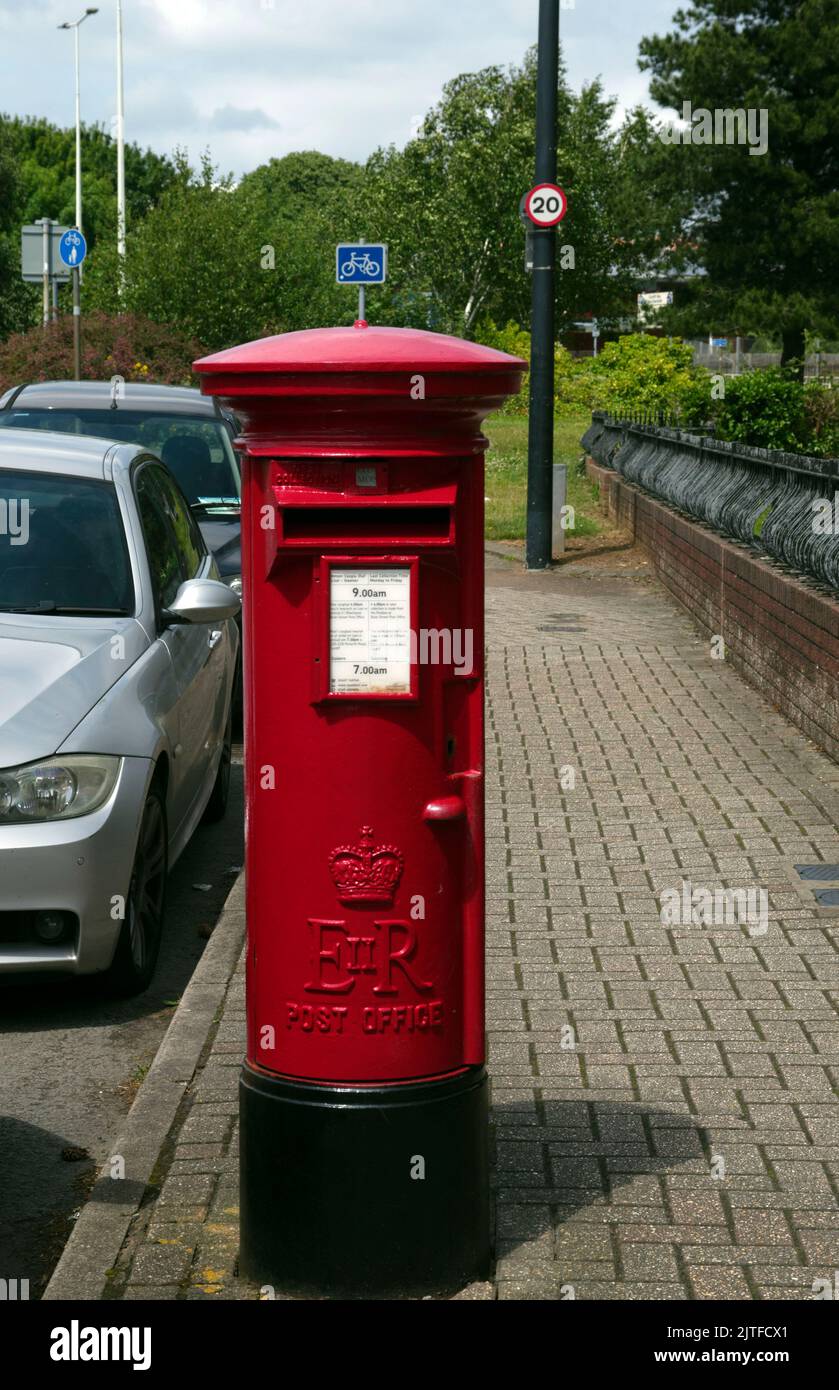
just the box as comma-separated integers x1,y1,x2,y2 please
153,464,232,781
134,463,220,839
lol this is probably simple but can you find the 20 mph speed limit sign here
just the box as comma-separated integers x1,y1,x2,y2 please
523,183,567,227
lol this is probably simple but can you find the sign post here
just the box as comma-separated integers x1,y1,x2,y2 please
524,0,564,571
336,239,388,324
21,222,70,325
523,173,567,571
58,229,87,380
41,218,51,329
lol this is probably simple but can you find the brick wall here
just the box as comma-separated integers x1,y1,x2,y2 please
587,457,839,763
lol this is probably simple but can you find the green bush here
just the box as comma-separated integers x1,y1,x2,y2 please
0,311,205,393
712,368,808,452
677,371,716,428
477,322,839,459
581,334,700,419
804,379,839,458
474,320,530,414
475,324,713,422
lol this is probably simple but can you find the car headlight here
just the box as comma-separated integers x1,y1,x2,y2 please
0,755,121,823
227,575,242,597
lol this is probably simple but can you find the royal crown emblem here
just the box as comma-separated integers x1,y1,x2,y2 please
328,826,404,906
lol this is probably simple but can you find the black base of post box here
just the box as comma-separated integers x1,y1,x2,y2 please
238,1063,490,1297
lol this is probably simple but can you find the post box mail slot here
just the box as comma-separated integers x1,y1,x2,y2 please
280,502,453,545
195,324,526,1295
272,471,458,548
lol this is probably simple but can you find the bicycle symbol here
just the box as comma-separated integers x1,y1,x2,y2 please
61,230,85,266
340,251,381,279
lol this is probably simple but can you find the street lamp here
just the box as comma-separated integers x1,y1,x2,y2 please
58,8,98,236
116,0,126,269
58,7,97,381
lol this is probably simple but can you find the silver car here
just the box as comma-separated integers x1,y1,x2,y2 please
0,429,240,994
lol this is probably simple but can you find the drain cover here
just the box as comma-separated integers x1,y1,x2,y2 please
796,864,839,880
539,612,585,633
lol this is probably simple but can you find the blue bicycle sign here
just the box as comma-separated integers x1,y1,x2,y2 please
336,243,387,285
58,228,87,268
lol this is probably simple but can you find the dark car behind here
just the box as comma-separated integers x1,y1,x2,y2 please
0,381,242,598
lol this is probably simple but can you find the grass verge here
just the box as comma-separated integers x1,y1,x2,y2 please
484,414,600,542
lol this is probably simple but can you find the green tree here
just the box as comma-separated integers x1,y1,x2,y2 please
361,50,671,336
85,154,349,351
0,114,178,337
0,115,177,247
0,123,34,338
238,150,364,222
639,0,839,372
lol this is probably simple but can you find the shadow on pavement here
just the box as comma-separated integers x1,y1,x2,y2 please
0,1115,97,1297
492,1097,705,1258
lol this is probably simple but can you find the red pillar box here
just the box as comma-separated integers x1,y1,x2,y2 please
195,325,525,1295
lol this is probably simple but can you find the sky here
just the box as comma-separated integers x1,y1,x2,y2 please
0,0,682,177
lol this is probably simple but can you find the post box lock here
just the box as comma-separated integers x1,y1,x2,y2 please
422,795,467,821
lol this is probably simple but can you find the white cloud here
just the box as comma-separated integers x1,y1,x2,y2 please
209,105,280,133
0,0,681,176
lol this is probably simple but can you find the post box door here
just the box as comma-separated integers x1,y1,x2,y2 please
245,455,484,1084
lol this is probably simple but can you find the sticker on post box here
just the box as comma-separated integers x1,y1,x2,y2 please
329,567,412,694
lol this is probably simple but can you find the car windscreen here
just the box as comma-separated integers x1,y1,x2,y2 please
0,410,240,509
0,470,134,616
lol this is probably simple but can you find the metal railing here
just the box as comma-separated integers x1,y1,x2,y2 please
582,411,839,591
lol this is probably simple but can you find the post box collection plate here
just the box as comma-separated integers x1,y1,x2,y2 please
195,324,526,1296
329,565,411,695
327,559,416,698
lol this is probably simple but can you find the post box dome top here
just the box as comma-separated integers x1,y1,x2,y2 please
193,325,527,458
194,324,526,378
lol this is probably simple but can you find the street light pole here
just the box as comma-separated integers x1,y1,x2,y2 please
59,9,97,234
59,9,97,380
116,0,126,277
525,0,560,571
73,21,81,231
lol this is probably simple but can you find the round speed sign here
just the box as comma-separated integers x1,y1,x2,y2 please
524,182,567,228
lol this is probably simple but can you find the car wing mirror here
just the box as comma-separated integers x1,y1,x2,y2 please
163,577,241,626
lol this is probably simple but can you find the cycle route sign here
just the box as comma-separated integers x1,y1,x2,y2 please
336,243,388,285
58,228,87,269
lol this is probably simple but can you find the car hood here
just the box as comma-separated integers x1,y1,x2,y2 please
196,514,241,579
0,618,147,767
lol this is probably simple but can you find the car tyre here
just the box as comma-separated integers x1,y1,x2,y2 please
104,783,168,996
202,709,232,824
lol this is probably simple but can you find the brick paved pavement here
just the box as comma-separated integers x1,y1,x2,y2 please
113,546,839,1300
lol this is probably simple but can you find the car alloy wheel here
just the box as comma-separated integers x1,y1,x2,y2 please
127,791,167,974
101,783,168,996
202,709,233,824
